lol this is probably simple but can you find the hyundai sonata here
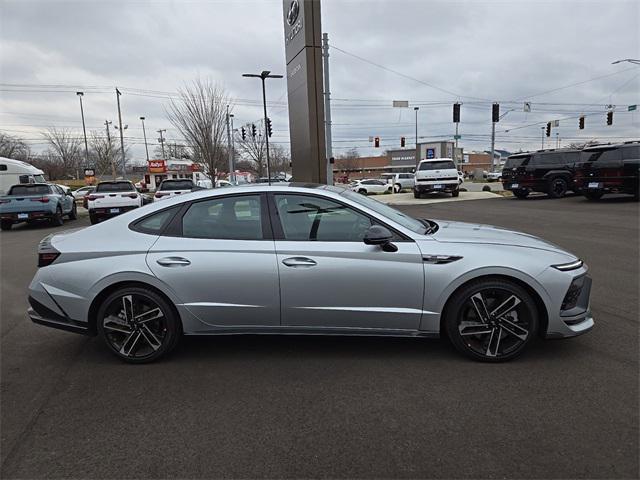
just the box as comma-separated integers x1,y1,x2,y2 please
28,184,593,363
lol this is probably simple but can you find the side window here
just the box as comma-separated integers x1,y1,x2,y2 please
596,149,622,163
133,207,180,235
537,153,562,165
18,175,29,184
275,194,373,242
182,195,263,240
0,164,7,171
621,146,640,160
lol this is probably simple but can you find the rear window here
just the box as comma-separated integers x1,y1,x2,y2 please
621,145,639,160
96,182,135,192
418,160,455,170
581,148,621,163
8,184,51,195
159,180,194,191
505,156,530,168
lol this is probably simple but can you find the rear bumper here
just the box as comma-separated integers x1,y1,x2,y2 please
0,210,54,222
28,296,94,336
89,205,138,218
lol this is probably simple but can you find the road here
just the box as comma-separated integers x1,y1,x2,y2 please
1,195,638,479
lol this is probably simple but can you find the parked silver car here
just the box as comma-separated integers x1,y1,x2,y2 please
28,184,593,363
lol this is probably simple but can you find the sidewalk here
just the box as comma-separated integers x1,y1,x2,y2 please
375,190,502,205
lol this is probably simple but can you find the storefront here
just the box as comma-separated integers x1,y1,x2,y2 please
142,159,209,191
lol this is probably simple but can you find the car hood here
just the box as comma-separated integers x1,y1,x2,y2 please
431,220,573,256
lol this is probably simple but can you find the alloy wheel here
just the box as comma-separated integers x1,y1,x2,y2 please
457,288,532,359
101,293,168,359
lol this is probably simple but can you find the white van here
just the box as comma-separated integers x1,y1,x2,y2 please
0,157,46,195
414,158,460,198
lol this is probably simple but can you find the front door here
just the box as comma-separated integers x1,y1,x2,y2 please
146,194,280,329
271,193,424,332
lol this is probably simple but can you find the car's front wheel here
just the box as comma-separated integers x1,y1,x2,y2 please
444,279,539,362
548,177,568,198
68,202,77,220
51,206,64,226
96,287,181,363
451,188,460,197
0,220,12,231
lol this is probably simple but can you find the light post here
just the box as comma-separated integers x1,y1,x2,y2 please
491,108,514,171
612,59,640,65
242,71,283,185
76,92,89,170
414,106,419,164
157,129,166,159
140,116,149,162
115,88,127,178
541,126,545,149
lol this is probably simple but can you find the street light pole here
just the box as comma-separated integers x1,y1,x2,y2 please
115,88,126,178
414,106,419,164
104,120,116,179
226,106,234,184
541,126,545,149
157,129,166,159
242,71,283,186
76,92,89,170
140,116,149,162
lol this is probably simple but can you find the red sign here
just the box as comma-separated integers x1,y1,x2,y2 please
148,160,167,173
190,163,202,172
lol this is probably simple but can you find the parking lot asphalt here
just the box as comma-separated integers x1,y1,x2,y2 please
1,194,638,479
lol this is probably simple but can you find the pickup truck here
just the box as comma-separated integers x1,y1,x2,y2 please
0,183,77,231
87,181,143,224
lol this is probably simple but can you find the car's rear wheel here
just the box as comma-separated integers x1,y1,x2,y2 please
97,287,181,363
513,189,529,199
68,203,77,220
451,188,460,197
89,212,99,225
548,177,568,198
0,220,12,231
51,206,64,226
584,190,603,201
444,279,539,362
358,188,367,195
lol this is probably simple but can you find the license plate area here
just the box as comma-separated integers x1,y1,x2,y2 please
109,208,120,214
17,213,28,219
433,185,442,189
588,182,600,189
510,183,519,189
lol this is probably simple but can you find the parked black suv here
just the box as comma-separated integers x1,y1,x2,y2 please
501,148,581,199
574,141,639,200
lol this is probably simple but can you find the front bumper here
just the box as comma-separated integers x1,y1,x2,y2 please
414,182,458,193
545,274,595,339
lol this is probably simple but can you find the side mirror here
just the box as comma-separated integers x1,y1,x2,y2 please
363,225,398,252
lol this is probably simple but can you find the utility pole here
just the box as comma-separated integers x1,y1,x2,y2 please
490,121,496,172
76,92,90,170
414,107,419,164
104,120,116,179
556,132,560,148
322,32,333,185
226,105,234,184
115,88,126,178
157,129,166,159
140,116,149,162
541,126,545,149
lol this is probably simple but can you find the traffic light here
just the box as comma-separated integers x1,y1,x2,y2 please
453,103,461,123
492,103,500,123
374,136,380,148
546,122,551,137
607,111,613,126
579,116,585,130
266,118,273,137
400,136,406,147
251,124,257,137
241,127,246,140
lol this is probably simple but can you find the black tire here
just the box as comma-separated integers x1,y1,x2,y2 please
548,177,568,198
0,220,12,231
444,278,539,362
513,189,529,199
394,183,402,193
583,190,603,201
358,189,367,195
89,213,99,225
51,206,64,226
68,202,77,220
413,190,420,198
96,286,182,364
451,188,460,197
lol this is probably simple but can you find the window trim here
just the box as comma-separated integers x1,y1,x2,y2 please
267,192,412,243
129,205,182,236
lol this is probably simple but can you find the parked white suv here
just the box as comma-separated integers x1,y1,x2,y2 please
414,158,460,198
154,179,196,201
349,179,392,195
88,181,143,224
380,172,415,192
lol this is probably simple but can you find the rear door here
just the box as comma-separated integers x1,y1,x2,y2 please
146,193,280,328
271,193,424,331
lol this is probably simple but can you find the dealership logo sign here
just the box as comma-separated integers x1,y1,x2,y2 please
286,0,299,25
285,0,302,45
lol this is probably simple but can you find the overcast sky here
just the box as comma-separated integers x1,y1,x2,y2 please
1,0,639,162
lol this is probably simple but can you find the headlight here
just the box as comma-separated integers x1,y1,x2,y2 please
552,259,583,271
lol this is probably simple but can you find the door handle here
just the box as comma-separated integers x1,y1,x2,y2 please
282,257,317,268
156,257,191,267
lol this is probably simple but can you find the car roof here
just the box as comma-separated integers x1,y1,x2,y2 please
582,141,640,151
418,158,454,162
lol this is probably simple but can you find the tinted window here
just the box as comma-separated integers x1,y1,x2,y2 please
182,195,263,240
418,160,455,170
582,148,622,163
8,184,51,195
275,194,373,242
133,207,179,234
160,180,194,191
0,164,6,171
621,146,639,160
18,175,30,184
505,156,529,168
96,182,135,192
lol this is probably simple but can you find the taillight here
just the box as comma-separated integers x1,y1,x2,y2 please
38,251,60,267
30,197,50,203
122,193,138,199
87,194,104,201
155,192,166,198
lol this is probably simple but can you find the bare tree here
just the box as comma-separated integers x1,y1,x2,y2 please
270,144,291,176
166,78,230,177
30,150,65,180
41,128,83,179
0,132,31,160
236,126,268,177
567,139,600,149
337,147,361,172
89,131,120,178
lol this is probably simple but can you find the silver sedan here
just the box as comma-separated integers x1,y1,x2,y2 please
28,184,593,363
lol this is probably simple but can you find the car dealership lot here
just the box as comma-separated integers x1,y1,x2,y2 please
1,196,638,478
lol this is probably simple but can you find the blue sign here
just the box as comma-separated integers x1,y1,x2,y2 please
426,148,435,159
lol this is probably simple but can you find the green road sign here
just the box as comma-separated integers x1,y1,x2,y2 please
628,105,637,112
454,134,461,140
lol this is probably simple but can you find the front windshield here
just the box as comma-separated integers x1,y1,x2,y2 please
339,188,426,234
